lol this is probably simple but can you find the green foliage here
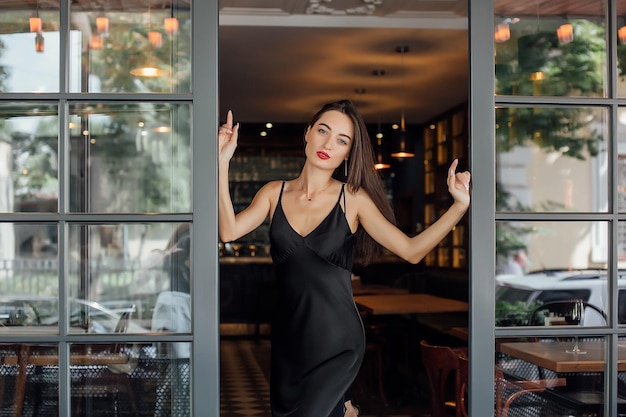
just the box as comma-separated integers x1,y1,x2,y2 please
495,300,544,326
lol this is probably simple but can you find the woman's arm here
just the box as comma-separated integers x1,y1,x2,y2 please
218,111,272,242
358,159,470,264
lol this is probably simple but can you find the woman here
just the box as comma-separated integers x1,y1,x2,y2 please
218,100,470,417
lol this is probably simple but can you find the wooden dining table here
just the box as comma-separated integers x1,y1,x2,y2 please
353,293,469,315
499,340,626,373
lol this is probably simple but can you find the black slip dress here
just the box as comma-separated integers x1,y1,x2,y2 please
269,181,365,417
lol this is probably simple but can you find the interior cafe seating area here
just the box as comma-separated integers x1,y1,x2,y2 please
4,0,626,416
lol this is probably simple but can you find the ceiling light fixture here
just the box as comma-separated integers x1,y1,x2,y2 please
96,14,109,36
89,34,103,50
30,0,42,34
35,33,44,53
620,26,626,45
391,46,414,159
557,23,573,44
494,22,510,43
164,5,179,36
146,6,163,48
494,18,519,43
30,13,42,33
130,65,167,77
372,69,390,170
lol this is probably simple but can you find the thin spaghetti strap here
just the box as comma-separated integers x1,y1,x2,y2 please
278,180,286,202
338,183,346,209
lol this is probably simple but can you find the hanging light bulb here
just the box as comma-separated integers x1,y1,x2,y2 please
372,69,391,170
391,112,415,158
620,26,626,45
148,31,163,48
557,23,573,44
35,33,44,53
391,46,415,159
374,133,391,170
96,14,109,36
164,16,179,35
89,34,103,50
164,4,179,36
494,23,510,43
30,13,42,33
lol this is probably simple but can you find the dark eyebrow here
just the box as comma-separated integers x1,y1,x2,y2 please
319,122,352,142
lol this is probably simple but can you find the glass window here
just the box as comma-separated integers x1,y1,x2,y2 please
496,221,609,327
0,223,58,331
496,106,607,213
496,336,611,416
69,1,191,94
68,103,191,213
68,223,191,335
0,103,59,214
494,0,606,98
0,3,61,93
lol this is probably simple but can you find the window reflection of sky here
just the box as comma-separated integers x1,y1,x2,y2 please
0,31,82,93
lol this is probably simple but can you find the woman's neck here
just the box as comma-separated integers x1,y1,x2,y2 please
295,171,335,202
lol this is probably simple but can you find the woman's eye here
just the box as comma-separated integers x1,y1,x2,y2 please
338,138,347,145
318,128,327,134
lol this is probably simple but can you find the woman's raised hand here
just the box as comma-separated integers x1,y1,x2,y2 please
447,159,471,208
218,110,239,164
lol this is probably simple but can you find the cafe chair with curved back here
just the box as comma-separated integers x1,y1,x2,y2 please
494,367,566,417
73,305,139,416
420,340,467,417
457,353,469,417
528,300,607,326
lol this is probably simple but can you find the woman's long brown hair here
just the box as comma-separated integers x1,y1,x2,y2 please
306,99,397,265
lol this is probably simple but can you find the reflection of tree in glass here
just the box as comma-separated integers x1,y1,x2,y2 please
10,110,59,200
81,104,191,213
86,18,191,94
0,38,9,92
495,20,605,261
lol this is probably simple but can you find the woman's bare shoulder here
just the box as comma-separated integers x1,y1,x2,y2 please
347,185,374,203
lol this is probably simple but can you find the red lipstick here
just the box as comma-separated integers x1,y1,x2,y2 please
317,151,330,160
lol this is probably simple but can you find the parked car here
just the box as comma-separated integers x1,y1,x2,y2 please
496,269,626,326
0,296,149,334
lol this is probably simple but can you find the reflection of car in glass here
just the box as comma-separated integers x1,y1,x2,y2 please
0,296,149,334
496,269,626,326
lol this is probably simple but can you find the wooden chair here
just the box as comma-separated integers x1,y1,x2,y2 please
457,353,469,417
420,340,466,417
458,351,565,417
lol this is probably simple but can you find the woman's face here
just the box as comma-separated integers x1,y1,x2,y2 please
304,110,354,170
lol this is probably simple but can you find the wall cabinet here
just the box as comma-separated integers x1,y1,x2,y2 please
423,105,469,269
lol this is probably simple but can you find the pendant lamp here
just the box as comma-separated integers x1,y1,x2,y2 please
391,46,414,159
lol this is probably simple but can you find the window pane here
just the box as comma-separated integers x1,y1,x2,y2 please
0,344,58,415
616,108,626,213
68,223,191,335
0,103,59,214
0,3,60,93
0,223,58,332
496,336,611,416
496,106,607,213
496,221,609,327
617,2,626,98
69,1,191,94
69,103,191,213
494,0,606,97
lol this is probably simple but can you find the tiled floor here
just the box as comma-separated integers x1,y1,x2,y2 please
219,338,431,417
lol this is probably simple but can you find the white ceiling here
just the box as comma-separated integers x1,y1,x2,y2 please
218,0,469,125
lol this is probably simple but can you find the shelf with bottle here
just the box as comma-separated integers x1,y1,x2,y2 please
422,104,468,269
